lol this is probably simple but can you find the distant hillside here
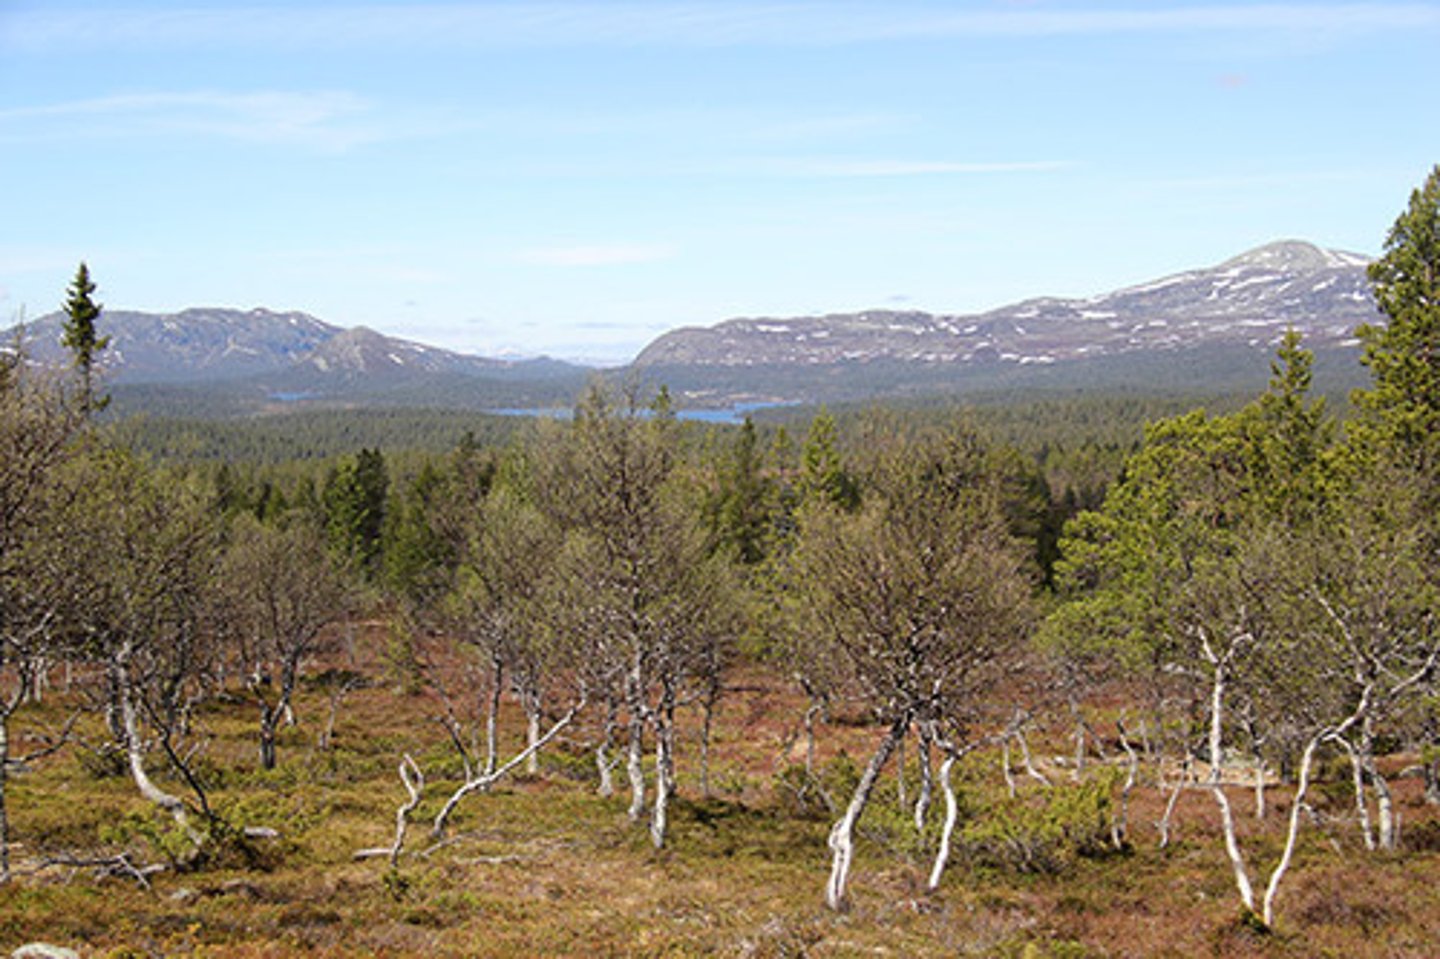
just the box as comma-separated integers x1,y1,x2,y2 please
4,306,592,416
632,240,1380,403
4,239,1387,418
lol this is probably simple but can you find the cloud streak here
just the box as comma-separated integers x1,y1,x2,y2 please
5,4,1437,52
514,244,675,267
774,158,1072,178
0,90,457,152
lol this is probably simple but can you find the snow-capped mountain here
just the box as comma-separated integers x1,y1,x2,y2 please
633,240,1380,369
5,307,568,385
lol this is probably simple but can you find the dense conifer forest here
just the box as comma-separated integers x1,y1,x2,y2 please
0,168,1438,957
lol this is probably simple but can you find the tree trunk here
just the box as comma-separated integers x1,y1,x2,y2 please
485,656,503,777
1334,735,1376,850
914,726,933,835
432,698,584,837
926,754,958,892
1000,737,1016,798
596,696,619,797
1017,730,1050,787
1262,734,1323,928
1206,662,1256,915
117,668,189,831
1113,717,1138,849
625,656,648,822
650,688,676,849
524,700,541,776
826,715,906,911
895,732,907,810
1157,757,1190,849
0,710,9,884
258,707,278,771
626,713,646,822
803,697,822,776
1253,753,1266,820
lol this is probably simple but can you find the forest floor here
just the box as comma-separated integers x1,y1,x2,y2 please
2,622,1439,957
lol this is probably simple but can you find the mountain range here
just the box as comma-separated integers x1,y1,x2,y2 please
3,239,1383,416
636,240,1376,369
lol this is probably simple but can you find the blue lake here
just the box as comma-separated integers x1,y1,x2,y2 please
486,401,795,425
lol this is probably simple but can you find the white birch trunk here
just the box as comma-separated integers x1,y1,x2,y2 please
1261,734,1323,928
1113,718,1138,849
650,700,676,849
1017,730,1050,787
1253,754,1266,821
484,656,502,777
803,699,822,776
596,697,619,797
432,698,584,837
0,708,9,883
1001,737,1016,798
1206,661,1255,914
914,728,933,835
1157,760,1189,849
1334,736,1375,850
895,733,907,809
926,754,959,892
626,714,646,822
825,717,905,911
525,705,541,777
118,671,189,831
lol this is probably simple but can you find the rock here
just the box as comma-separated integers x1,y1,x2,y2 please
168,886,200,904
13,944,81,959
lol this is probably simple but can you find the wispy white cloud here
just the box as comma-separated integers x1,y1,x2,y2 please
774,158,1072,178
4,4,1437,52
0,90,447,152
514,244,675,267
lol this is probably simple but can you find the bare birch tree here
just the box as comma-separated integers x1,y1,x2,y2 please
788,428,1033,909
220,515,347,770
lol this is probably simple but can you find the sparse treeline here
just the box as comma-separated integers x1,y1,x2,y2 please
1,167,1437,933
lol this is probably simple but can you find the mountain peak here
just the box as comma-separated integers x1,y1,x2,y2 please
1221,240,1371,273
634,237,1382,370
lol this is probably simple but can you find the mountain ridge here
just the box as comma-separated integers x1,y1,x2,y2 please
632,240,1379,370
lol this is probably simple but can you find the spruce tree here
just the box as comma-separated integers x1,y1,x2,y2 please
1356,164,1440,455
60,262,110,413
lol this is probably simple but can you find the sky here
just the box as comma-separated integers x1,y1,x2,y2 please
2,2,1438,365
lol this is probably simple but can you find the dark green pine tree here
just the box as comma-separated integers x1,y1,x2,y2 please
799,408,858,510
1357,164,1440,458
61,262,110,413
712,416,773,565
322,448,389,576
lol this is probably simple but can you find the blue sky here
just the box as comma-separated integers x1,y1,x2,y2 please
2,2,1438,364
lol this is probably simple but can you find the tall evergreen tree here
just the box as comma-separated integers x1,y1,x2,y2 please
1356,164,1440,460
60,262,110,414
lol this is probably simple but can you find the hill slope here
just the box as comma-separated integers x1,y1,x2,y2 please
635,240,1377,370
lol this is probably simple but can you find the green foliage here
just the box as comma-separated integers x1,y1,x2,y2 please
1358,164,1440,452
799,407,858,510
962,779,1115,875
707,416,775,565
61,261,110,413
322,447,388,575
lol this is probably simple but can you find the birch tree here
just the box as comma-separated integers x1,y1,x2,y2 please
55,450,224,849
788,428,1033,909
221,515,347,770
0,370,83,880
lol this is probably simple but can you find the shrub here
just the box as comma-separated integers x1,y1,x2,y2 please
962,779,1113,875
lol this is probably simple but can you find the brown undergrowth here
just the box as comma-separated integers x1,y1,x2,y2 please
2,623,1438,957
